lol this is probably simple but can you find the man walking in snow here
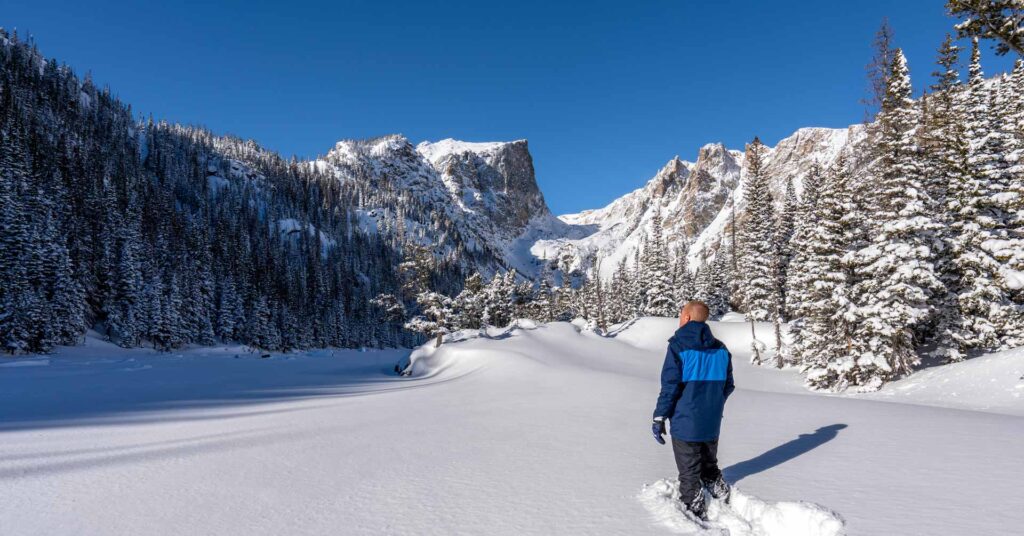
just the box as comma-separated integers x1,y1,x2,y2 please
651,301,734,520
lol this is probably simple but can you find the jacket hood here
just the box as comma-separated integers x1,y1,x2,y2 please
669,321,720,351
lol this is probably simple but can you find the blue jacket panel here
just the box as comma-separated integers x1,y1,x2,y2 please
653,321,734,442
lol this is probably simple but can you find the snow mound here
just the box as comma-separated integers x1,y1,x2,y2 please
638,479,845,536
400,320,547,377
862,345,1024,416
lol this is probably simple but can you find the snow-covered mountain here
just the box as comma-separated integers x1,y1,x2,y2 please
312,135,573,277
531,125,869,279
314,123,872,282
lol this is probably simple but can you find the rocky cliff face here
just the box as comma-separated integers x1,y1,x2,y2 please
318,135,565,277
417,138,551,235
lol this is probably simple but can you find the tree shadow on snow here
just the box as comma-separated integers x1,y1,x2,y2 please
724,424,847,483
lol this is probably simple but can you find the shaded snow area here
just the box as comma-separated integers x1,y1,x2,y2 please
2,323,1023,535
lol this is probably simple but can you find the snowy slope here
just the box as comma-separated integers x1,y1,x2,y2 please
2,323,1021,535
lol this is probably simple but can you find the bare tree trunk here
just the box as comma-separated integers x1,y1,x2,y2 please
774,317,783,368
750,320,761,364
434,332,443,348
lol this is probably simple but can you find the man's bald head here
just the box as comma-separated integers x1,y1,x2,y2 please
679,300,710,326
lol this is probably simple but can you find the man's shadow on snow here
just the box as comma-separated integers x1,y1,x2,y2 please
724,424,847,483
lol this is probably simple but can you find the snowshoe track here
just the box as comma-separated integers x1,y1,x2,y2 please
638,479,845,535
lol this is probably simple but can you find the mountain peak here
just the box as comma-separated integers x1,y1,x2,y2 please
327,134,415,164
649,156,692,198
416,138,527,166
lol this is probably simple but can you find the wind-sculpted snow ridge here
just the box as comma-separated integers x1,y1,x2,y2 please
638,479,845,536
398,319,544,377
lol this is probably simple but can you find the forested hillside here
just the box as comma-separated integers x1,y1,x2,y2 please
0,31,471,353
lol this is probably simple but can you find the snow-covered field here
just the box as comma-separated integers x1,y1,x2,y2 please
1,320,1022,535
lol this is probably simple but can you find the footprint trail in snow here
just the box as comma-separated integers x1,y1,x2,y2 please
638,479,845,536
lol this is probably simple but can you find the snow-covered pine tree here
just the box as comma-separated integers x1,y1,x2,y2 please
707,252,733,318
736,137,778,363
104,225,144,348
986,67,1024,345
643,212,677,317
774,177,798,322
480,271,516,329
785,164,823,312
631,241,649,318
398,242,434,300
533,276,554,323
782,164,823,365
48,235,86,346
947,38,1021,353
513,278,536,321
608,257,632,324
0,170,31,353
247,295,280,351
947,0,1024,56
797,155,864,390
847,49,943,387
1012,58,1024,137
921,35,977,360
737,137,779,321
672,246,695,310
452,272,485,329
693,250,731,319
1005,59,1024,317
405,291,453,347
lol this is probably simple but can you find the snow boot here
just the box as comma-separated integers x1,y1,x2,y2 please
683,488,707,521
703,475,730,503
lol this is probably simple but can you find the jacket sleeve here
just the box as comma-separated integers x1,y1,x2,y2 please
723,351,735,400
653,346,682,419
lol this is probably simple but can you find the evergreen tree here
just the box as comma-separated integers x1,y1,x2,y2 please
863,18,898,121
848,49,943,387
781,165,823,366
694,251,731,319
672,247,695,310
643,212,677,316
737,137,778,364
774,177,799,322
923,34,976,360
947,0,1024,56
797,156,866,390
948,38,1019,353
405,291,452,347
737,137,779,322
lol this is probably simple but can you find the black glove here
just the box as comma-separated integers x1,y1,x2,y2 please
652,418,666,445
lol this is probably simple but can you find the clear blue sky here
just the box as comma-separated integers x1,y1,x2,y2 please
3,0,1017,214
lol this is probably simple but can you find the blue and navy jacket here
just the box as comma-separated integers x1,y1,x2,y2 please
653,321,734,442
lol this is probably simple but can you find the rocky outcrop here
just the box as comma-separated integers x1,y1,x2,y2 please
417,139,551,236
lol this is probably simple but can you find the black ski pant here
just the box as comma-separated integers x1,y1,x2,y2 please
671,438,721,503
